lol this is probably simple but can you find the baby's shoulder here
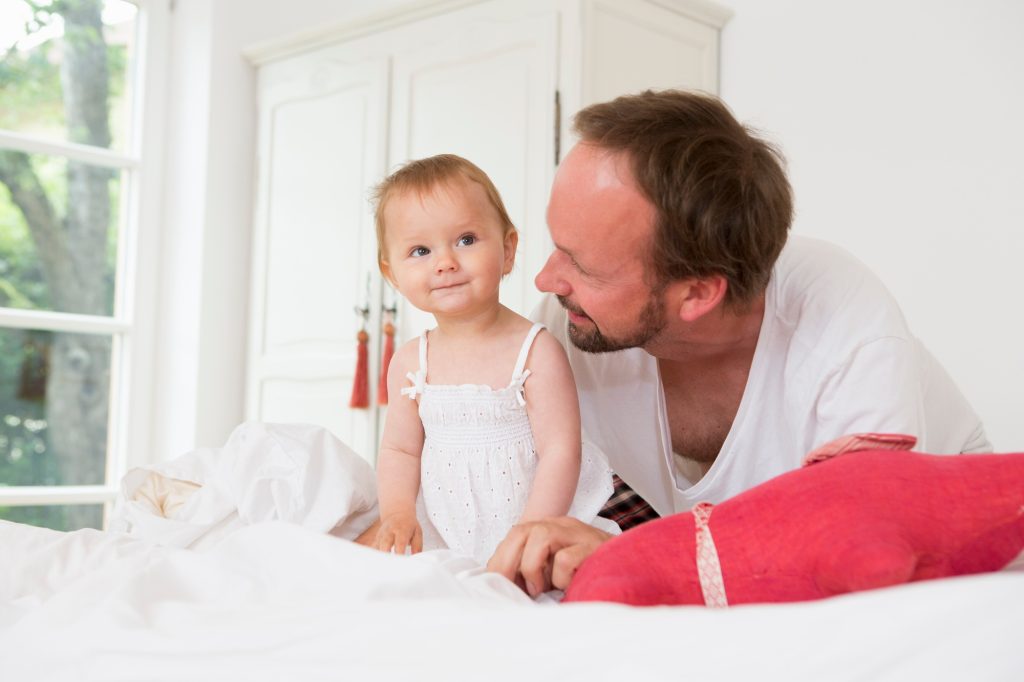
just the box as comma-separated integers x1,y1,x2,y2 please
390,336,422,373
523,326,570,369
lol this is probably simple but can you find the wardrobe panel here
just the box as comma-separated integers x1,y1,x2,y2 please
389,10,558,342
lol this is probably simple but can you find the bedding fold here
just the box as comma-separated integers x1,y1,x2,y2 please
109,422,379,549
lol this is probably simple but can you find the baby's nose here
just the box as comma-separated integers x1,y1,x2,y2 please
435,253,457,272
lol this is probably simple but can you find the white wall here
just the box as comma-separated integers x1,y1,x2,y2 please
155,0,1023,459
720,0,1024,449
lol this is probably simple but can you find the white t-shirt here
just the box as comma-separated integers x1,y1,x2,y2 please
532,236,990,515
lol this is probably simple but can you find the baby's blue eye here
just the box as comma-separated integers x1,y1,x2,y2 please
410,246,429,258
457,234,476,247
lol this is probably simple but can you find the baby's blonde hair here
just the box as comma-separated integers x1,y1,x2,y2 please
371,154,517,273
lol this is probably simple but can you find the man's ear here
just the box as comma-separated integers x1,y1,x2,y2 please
671,275,727,323
502,229,519,276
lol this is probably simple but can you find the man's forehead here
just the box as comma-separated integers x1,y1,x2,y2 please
548,144,652,241
556,143,633,188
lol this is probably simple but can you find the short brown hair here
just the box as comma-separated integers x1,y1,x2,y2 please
372,154,516,272
574,90,793,307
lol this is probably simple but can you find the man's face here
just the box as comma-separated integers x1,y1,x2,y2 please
535,143,667,353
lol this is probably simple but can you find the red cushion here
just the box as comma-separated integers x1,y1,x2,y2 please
564,449,1024,606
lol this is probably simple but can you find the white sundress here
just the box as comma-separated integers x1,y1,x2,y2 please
401,323,619,565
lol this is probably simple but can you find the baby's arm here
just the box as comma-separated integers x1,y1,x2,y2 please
374,340,426,554
520,330,582,522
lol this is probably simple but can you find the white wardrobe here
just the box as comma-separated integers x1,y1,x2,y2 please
244,0,730,463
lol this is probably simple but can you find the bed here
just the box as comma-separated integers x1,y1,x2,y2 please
2,423,1022,681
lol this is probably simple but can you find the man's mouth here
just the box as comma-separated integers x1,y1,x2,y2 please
557,296,591,323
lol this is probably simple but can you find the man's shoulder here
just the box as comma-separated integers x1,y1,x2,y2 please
759,236,919,393
775,235,879,285
771,236,907,331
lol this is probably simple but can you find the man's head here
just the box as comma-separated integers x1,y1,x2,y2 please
536,89,793,353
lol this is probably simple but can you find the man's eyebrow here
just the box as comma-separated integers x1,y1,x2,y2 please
555,243,593,274
553,242,578,260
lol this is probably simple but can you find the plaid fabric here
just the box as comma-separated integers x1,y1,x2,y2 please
598,474,660,531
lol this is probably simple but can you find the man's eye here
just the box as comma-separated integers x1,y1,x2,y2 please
457,234,476,247
410,246,429,257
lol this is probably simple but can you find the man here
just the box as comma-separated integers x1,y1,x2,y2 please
487,90,989,597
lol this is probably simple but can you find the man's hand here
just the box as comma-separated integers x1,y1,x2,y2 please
374,511,423,555
486,517,612,597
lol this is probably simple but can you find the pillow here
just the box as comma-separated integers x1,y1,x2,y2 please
563,439,1024,606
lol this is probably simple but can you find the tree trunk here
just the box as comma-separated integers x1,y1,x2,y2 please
50,0,113,526
0,0,114,528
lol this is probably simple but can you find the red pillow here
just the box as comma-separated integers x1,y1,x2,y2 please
564,442,1024,607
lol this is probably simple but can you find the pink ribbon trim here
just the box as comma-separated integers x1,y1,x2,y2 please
693,502,728,608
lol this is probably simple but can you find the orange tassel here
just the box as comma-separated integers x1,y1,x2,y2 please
349,329,370,408
377,321,395,405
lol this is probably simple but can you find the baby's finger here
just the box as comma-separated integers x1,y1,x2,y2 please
374,531,394,553
411,526,423,554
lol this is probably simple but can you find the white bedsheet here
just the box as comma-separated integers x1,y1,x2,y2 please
2,519,1023,681
2,423,1022,681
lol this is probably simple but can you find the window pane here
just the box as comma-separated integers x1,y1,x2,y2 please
0,327,111,486
0,152,121,316
0,0,137,152
0,503,104,531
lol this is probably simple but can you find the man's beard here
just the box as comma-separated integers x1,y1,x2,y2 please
558,292,667,353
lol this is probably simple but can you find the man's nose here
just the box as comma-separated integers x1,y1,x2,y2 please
535,252,570,296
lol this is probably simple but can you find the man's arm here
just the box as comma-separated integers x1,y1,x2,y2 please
486,517,613,597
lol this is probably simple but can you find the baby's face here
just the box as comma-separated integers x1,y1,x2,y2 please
382,180,515,317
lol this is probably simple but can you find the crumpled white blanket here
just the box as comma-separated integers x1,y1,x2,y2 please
3,418,1024,680
108,422,379,549
2,517,1023,682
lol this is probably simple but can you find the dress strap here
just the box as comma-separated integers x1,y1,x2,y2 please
509,323,545,406
399,331,429,400
418,330,429,373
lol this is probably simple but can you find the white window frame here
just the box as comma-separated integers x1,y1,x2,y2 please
0,0,170,523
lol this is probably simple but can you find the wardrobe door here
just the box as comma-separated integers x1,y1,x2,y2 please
247,53,388,463
582,0,720,106
387,6,558,342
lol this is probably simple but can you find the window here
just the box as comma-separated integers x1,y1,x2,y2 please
0,0,167,530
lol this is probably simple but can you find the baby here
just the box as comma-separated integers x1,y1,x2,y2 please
370,154,616,565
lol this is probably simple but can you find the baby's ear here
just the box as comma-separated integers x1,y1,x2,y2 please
380,260,397,288
502,230,519,275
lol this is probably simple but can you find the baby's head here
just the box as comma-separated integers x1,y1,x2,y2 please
372,154,517,277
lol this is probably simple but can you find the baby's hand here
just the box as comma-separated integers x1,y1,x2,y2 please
374,512,423,555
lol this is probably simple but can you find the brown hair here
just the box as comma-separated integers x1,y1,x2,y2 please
372,154,516,273
573,89,793,307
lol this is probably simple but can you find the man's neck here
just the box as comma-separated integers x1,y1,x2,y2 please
645,293,766,367
652,292,767,470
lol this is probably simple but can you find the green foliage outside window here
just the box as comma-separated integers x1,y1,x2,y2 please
0,0,131,530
